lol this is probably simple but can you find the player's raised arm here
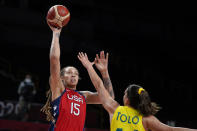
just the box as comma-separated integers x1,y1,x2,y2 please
80,51,114,104
48,24,64,100
78,52,119,115
46,5,70,98
95,51,114,99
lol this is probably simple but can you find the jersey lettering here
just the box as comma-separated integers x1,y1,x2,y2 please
116,112,139,124
67,94,83,104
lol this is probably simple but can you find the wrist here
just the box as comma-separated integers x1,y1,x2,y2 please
53,32,60,37
100,70,109,77
86,64,94,70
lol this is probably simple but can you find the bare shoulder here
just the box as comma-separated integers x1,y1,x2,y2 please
143,115,160,127
143,115,156,121
143,115,171,131
142,115,155,130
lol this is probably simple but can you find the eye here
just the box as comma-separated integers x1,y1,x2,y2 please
65,71,72,74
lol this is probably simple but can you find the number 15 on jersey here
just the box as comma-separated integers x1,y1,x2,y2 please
71,102,80,116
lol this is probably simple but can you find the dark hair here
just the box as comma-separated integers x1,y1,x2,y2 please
60,67,67,77
127,84,160,116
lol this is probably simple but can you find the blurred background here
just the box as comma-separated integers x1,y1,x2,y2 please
0,0,197,130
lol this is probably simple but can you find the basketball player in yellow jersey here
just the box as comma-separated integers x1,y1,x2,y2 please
111,105,145,131
78,52,197,131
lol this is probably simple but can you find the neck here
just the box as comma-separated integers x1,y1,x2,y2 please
65,85,77,90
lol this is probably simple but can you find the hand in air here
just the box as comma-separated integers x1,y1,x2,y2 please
47,21,62,33
95,51,109,72
78,52,94,69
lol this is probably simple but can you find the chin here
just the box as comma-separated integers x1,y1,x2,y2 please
68,84,77,88
71,83,77,86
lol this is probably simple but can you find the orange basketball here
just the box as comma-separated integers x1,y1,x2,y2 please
46,5,70,28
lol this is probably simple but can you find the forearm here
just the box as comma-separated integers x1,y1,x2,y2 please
172,127,197,131
86,66,110,103
100,70,115,99
50,32,60,59
87,66,103,90
49,31,62,86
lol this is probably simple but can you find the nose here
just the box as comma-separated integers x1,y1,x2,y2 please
71,73,76,77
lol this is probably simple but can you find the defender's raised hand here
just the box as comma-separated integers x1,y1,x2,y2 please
95,51,109,73
95,51,114,99
78,52,94,69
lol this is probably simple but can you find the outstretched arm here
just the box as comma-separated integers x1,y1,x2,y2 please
78,52,119,115
48,24,64,101
95,51,114,99
144,115,197,131
81,51,114,104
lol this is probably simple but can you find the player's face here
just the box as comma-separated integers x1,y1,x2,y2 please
62,67,79,86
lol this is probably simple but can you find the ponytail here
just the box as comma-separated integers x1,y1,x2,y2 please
127,84,161,116
138,91,160,116
40,89,55,123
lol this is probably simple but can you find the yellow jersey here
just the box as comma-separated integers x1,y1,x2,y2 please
111,106,145,131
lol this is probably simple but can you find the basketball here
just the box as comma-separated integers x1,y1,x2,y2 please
46,5,70,28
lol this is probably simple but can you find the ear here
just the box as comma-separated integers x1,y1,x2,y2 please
125,97,130,105
61,78,65,85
